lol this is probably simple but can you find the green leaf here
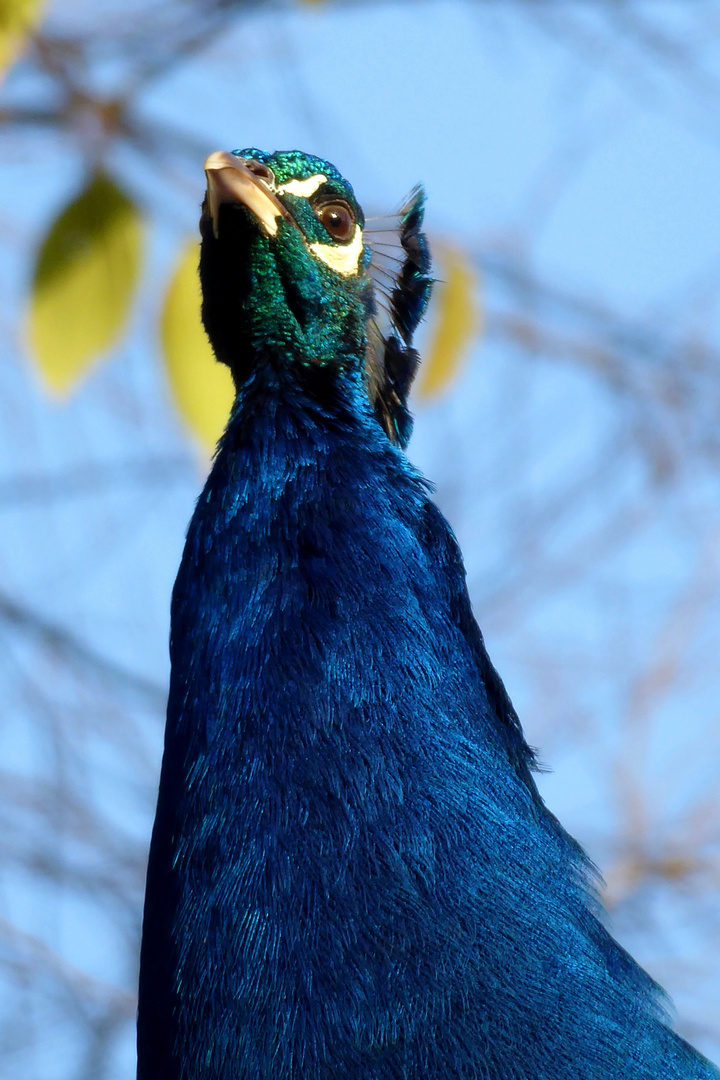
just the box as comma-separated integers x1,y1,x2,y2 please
417,243,480,400
27,172,144,394
161,240,235,451
0,0,47,81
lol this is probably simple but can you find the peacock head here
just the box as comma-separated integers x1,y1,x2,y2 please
200,148,432,447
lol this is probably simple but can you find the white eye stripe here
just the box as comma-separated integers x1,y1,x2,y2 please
276,174,327,198
308,225,364,276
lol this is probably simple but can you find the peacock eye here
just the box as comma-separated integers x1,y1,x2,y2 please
245,160,275,185
316,201,355,243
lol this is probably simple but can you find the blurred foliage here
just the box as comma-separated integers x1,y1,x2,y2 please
418,244,480,400
0,0,46,80
27,172,143,394
161,239,235,450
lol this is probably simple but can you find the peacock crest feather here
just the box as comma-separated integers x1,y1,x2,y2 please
365,187,433,448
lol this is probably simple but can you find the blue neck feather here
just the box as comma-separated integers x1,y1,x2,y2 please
138,357,717,1080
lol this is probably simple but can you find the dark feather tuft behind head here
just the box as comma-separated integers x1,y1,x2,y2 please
365,187,433,449
391,188,432,344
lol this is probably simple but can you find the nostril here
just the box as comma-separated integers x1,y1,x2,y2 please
244,160,275,185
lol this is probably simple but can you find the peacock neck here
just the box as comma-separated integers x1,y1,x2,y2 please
199,355,397,533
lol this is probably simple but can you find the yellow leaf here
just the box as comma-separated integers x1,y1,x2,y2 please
161,240,235,451
0,0,47,81
27,172,144,394
416,243,480,400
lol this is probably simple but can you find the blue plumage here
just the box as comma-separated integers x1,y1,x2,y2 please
137,149,718,1079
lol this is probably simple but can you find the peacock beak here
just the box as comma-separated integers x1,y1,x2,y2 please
203,151,291,240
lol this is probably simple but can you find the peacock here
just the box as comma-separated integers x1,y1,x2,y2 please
136,148,719,1080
